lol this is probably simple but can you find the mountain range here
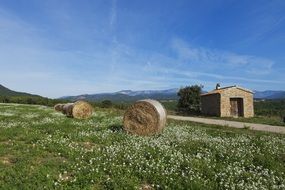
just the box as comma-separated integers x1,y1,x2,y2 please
60,89,179,102
253,90,285,99
1,84,285,102
60,89,285,102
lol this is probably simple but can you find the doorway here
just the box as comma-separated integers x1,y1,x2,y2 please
230,98,244,117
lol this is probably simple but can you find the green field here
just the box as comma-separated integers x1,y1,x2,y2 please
0,103,285,189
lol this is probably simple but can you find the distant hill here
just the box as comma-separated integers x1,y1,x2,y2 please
265,92,285,99
61,89,285,102
60,89,179,102
253,90,285,99
0,84,42,98
0,84,65,106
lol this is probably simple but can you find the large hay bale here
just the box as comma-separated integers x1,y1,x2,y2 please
123,99,167,136
54,103,64,112
72,101,93,119
61,101,93,119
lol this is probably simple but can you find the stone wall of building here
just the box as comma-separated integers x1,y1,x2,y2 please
220,88,254,118
201,93,221,116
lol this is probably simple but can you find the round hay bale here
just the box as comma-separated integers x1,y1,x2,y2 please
54,103,64,112
72,101,93,119
123,99,167,136
60,101,93,119
62,103,74,117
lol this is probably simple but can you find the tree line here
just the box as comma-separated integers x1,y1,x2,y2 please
0,96,68,106
0,95,130,110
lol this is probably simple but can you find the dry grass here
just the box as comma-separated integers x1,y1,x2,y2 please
139,183,153,190
0,155,16,166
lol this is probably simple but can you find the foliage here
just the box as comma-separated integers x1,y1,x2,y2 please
100,100,113,108
112,102,130,110
0,96,68,107
177,85,203,114
90,101,130,110
0,103,284,189
160,100,177,111
254,99,285,117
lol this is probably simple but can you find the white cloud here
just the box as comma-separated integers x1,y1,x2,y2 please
171,38,274,75
168,70,283,84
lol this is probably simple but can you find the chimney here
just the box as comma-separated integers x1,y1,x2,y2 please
216,83,221,90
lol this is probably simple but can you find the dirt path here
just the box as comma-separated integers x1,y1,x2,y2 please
168,115,285,134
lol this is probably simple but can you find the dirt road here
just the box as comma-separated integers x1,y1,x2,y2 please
168,115,285,134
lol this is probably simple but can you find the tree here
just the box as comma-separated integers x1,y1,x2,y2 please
101,100,113,108
177,85,203,114
3,96,10,103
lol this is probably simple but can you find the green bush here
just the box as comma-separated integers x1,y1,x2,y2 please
100,100,113,108
254,100,285,117
0,95,68,107
177,85,203,114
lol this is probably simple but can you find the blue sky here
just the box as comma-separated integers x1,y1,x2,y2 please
0,0,285,98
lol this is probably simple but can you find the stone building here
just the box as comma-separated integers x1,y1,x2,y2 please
201,85,254,118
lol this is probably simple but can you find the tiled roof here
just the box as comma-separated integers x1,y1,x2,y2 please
201,85,253,96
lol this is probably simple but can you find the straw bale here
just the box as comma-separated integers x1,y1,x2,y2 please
58,101,93,119
54,103,64,112
123,99,167,136
72,101,93,119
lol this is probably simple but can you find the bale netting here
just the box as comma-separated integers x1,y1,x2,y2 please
54,103,64,112
123,99,167,136
60,101,93,119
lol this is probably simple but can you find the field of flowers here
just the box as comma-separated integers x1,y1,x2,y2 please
0,103,285,189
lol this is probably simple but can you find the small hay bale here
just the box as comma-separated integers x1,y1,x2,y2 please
54,104,64,112
72,101,93,119
60,101,93,119
62,103,74,117
123,99,167,136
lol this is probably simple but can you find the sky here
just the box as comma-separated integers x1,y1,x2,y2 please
0,0,285,98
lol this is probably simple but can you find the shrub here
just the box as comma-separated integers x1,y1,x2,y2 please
177,85,203,114
101,100,113,108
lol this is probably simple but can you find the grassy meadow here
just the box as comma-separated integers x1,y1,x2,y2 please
0,103,285,189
